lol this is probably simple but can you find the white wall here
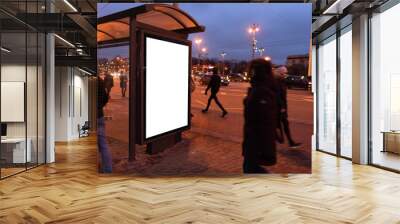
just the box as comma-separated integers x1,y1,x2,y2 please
55,66,70,141
70,72,89,139
54,66,89,141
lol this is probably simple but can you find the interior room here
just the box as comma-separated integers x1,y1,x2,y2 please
0,1,400,223
0,11,46,178
0,0,97,179
314,0,400,171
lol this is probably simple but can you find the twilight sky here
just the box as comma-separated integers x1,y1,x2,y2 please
98,3,311,64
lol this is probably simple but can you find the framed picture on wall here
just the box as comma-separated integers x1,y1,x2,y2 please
1,81,25,122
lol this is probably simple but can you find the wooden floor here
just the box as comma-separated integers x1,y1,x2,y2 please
0,136,400,223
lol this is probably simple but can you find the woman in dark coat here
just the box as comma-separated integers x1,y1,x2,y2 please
243,58,278,173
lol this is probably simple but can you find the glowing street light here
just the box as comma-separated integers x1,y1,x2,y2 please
248,24,260,59
264,56,271,61
195,38,202,45
194,38,203,72
199,47,207,72
248,26,260,34
220,52,226,76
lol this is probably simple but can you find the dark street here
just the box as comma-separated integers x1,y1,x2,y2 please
125,81,313,175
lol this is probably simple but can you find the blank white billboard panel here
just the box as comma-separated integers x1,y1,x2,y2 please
145,36,190,139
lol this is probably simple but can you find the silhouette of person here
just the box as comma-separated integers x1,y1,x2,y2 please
97,78,113,173
274,66,302,148
104,73,114,97
120,74,128,97
202,67,228,117
243,58,278,173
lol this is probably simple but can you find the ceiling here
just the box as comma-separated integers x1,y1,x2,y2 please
310,0,389,38
0,0,97,73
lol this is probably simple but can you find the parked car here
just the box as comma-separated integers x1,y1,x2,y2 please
229,73,246,82
285,75,309,90
221,75,230,86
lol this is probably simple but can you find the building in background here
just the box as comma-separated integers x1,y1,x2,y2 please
286,54,309,67
286,54,309,77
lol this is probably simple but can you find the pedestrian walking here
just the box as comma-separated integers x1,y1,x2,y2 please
274,66,302,148
243,58,278,173
97,77,113,173
202,67,228,117
104,73,114,97
120,74,128,97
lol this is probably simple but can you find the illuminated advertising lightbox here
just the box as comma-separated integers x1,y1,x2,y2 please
144,36,190,140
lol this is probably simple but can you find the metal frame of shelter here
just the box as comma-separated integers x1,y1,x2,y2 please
97,4,205,160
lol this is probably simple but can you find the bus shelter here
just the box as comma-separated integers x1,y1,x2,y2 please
97,4,205,161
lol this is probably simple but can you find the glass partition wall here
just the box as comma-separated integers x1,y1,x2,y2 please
370,2,400,171
316,24,353,159
315,0,400,171
317,35,337,154
339,26,352,159
0,4,46,179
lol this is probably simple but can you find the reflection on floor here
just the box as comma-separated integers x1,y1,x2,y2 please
0,162,41,179
373,151,400,171
1,136,400,223
0,167,25,178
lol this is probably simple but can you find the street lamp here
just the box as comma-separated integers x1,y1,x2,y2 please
195,38,202,45
248,24,260,59
201,47,207,72
194,38,203,72
264,56,271,61
220,52,226,76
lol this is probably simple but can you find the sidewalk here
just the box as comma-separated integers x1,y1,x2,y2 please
120,83,312,175
126,122,311,175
